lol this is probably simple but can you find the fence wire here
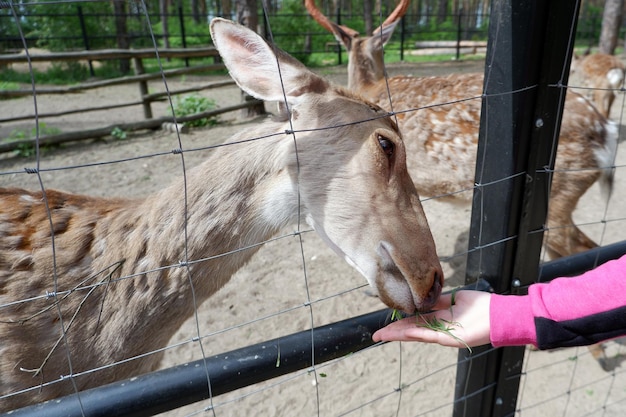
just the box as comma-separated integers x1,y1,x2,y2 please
1,1,626,417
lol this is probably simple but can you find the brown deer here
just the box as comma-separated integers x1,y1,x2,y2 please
0,18,444,411
305,0,618,368
570,51,626,118
305,0,617,260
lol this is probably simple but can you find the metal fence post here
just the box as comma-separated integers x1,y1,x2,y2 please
456,8,463,60
77,6,95,76
177,6,189,67
453,1,581,416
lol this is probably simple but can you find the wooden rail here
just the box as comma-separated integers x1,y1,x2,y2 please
0,47,265,153
413,40,488,49
0,64,227,99
0,102,256,154
0,47,221,63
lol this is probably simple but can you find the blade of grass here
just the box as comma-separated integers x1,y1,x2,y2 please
415,313,472,353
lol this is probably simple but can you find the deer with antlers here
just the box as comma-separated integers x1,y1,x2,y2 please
305,0,618,260
306,0,618,369
0,18,444,411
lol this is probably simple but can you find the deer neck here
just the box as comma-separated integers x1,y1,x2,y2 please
87,129,300,357
136,130,300,304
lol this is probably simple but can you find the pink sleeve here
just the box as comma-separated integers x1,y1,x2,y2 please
489,254,626,348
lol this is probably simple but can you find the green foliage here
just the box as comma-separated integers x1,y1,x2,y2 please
152,17,212,48
576,5,604,46
32,3,116,50
3,123,62,157
0,62,91,85
1,0,494,71
45,61,92,83
267,0,318,65
110,127,127,140
0,80,20,91
172,94,218,128
422,18,459,41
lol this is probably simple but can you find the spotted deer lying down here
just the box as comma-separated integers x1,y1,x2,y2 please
0,18,443,411
570,52,626,118
306,0,618,261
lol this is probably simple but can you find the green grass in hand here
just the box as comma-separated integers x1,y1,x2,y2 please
415,310,472,353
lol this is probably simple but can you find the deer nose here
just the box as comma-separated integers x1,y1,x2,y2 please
376,241,444,313
419,268,443,312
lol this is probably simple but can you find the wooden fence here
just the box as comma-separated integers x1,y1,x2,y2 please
0,47,263,153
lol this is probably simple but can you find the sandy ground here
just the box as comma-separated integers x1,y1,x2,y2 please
1,59,625,416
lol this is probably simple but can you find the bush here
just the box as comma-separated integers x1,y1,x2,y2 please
3,122,62,157
172,94,218,128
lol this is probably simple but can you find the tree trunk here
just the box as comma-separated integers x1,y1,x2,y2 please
191,0,206,23
364,0,373,35
160,0,171,51
113,0,131,74
236,0,258,31
221,0,233,18
191,0,200,23
437,0,449,24
599,0,624,54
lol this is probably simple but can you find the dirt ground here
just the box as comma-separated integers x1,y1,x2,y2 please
1,59,625,416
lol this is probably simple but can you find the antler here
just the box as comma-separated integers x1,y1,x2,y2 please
304,0,360,38
305,0,410,36
379,0,411,29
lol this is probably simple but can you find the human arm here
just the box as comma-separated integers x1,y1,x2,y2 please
491,254,626,349
373,254,626,349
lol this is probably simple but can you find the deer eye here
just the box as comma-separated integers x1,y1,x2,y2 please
378,135,394,158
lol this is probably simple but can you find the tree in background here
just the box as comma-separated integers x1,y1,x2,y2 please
159,0,171,51
3,0,623,66
236,0,258,31
364,0,374,34
113,0,131,74
191,0,207,23
598,0,624,54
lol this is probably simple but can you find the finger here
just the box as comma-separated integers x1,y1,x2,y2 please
401,325,469,348
373,319,465,347
372,316,418,342
373,313,444,342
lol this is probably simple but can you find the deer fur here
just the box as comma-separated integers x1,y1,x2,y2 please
570,52,626,118
305,0,618,261
0,18,443,411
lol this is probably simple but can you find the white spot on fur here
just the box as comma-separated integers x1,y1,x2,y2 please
607,68,624,87
19,194,37,204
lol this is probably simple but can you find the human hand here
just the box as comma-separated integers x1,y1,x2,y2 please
372,290,493,348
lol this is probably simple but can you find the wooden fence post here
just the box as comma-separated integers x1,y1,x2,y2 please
133,57,153,119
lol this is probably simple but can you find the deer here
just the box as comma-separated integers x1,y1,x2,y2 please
306,0,619,368
570,51,626,118
305,0,618,260
0,18,444,411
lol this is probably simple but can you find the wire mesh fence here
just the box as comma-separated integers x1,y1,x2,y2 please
1,0,626,416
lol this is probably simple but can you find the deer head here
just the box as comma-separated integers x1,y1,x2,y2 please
305,0,410,91
211,17,442,313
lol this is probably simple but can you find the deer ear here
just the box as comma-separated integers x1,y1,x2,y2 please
210,18,329,104
329,22,360,51
371,20,399,48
